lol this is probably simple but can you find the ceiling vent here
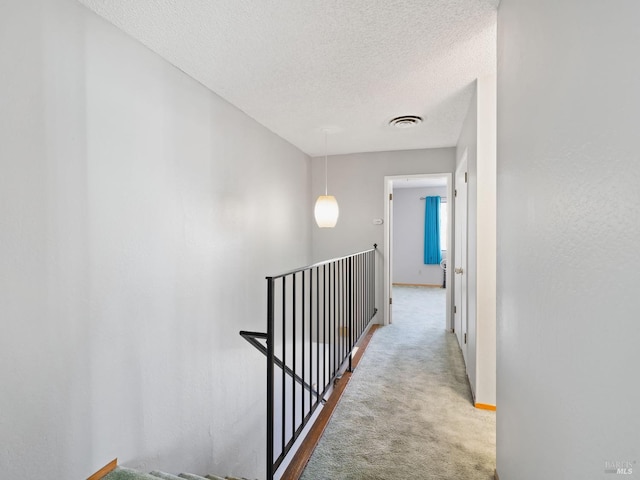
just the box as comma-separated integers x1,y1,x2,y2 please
388,115,423,128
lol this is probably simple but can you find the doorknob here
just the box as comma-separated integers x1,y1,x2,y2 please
454,267,464,274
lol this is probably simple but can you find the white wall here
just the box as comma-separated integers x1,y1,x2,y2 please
475,75,497,408
497,1,640,478
456,75,497,407
0,1,311,478
310,148,455,323
392,186,447,286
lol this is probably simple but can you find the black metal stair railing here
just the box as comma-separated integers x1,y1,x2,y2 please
240,245,378,480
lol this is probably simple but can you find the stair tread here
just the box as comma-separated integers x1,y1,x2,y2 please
104,467,164,480
178,474,209,480
204,475,225,480
149,472,183,480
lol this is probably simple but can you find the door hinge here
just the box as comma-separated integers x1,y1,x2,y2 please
389,193,393,201
464,172,468,183
454,189,457,197
454,305,457,314
464,333,467,344
389,297,393,305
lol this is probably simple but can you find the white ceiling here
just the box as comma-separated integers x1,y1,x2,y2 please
77,0,498,157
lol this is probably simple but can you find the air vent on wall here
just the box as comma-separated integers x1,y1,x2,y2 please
388,115,423,128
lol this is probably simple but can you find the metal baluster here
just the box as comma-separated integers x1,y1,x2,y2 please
348,256,353,372
332,261,336,379
323,263,327,393
309,268,313,413
340,258,344,365
315,266,320,408
266,277,274,480
292,273,296,440
301,270,306,424
281,277,286,457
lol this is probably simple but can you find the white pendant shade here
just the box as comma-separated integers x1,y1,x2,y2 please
314,195,339,228
315,129,339,228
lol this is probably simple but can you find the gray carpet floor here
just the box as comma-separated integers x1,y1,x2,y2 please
299,286,495,480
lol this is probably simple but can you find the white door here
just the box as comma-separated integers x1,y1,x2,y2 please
454,156,468,361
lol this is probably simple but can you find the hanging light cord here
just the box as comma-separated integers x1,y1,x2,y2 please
324,129,328,195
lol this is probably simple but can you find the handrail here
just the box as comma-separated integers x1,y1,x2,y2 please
266,244,377,280
240,245,378,480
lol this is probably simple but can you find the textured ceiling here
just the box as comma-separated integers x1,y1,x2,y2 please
77,0,498,156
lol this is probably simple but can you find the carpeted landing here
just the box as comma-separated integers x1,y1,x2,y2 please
300,286,496,480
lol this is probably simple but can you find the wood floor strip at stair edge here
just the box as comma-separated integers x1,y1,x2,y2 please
351,324,379,370
87,458,118,480
280,323,381,480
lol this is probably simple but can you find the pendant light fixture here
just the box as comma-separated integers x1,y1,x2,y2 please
314,129,339,228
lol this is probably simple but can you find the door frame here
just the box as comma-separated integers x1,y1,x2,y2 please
383,173,453,328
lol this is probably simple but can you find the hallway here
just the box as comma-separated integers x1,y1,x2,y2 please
300,286,495,479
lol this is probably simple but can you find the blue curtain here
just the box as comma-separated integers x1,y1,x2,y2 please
424,196,442,264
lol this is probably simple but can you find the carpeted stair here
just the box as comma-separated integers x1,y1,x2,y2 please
103,466,254,480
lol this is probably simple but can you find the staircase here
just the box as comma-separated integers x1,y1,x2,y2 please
102,466,256,480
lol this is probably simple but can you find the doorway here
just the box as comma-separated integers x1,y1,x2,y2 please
383,174,453,328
